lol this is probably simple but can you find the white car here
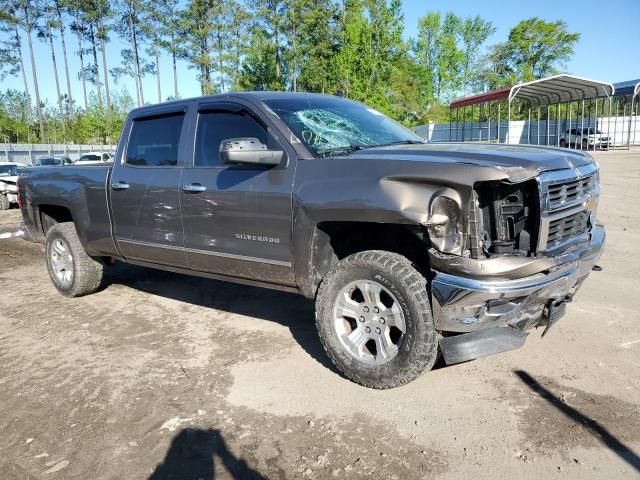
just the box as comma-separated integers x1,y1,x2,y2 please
0,162,26,209
560,128,612,149
75,151,113,165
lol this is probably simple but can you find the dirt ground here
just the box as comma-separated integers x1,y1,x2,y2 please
1,150,639,480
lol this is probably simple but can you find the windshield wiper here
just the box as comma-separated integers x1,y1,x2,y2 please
317,144,369,157
374,139,426,148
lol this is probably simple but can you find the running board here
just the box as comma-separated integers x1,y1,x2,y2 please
439,327,528,365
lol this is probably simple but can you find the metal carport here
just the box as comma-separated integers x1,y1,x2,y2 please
449,74,616,148
612,79,640,148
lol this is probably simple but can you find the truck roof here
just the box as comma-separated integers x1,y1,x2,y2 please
127,91,341,114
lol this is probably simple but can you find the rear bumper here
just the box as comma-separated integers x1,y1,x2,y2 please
430,225,605,334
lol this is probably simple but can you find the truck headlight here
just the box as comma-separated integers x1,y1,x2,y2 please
426,193,463,254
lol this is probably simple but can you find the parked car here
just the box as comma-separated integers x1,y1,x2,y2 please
35,155,73,166
0,162,26,209
560,127,612,149
17,93,605,388
75,151,113,165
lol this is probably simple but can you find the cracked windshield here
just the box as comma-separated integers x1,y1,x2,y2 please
263,96,423,157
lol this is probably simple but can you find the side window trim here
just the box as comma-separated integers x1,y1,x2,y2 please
123,111,187,168
192,109,275,168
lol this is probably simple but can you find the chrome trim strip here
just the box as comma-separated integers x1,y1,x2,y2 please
117,238,292,267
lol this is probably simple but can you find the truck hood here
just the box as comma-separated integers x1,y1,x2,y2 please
350,143,596,182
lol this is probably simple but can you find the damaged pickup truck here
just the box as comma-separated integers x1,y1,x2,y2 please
17,93,605,388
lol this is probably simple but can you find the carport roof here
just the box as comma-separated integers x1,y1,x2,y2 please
450,74,615,109
613,79,640,97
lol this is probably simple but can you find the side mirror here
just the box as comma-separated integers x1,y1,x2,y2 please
220,137,283,166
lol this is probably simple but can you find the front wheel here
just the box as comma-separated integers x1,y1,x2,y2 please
315,250,438,389
45,222,104,297
559,139,567,148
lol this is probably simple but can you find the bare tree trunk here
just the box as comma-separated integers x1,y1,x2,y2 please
55,2,74,120
89,24,103,109
13,26,32,128
99,30,111,113
25,25,45,140
154,39,161,102
127,4,143,106
47,14,65,138
75,21,88,110
171,34,178,98
291,25,297,92
216,32,225,92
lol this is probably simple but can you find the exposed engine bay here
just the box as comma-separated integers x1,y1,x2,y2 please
472,180,539,258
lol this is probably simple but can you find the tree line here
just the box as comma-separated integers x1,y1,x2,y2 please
0,0,580,144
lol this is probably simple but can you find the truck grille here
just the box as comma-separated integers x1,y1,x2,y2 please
538,164,599,252
547,174,596,210
546,210,590,247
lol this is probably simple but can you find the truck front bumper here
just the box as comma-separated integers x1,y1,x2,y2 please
430,225,605,363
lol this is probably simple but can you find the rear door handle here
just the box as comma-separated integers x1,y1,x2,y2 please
182,183,207,192
111,181,130,190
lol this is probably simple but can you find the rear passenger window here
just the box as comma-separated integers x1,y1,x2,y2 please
126,113,185,166
195,111,270,166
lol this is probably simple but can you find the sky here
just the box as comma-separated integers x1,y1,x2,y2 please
1,0,638,106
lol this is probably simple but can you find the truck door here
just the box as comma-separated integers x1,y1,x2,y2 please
179,100,296,286
110,108,188,267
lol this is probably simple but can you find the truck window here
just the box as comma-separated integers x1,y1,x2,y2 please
195,112,269,166
126,113,185,167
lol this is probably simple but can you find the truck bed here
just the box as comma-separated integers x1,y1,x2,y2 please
20,165,117,258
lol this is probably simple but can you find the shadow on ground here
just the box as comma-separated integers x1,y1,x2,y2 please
103,262,338,372
514,370,640,473
149,428,266,480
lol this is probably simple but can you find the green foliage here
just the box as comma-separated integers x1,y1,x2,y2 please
0,1,583,140
482,17,580,87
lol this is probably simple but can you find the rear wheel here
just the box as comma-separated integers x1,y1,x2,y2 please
582,138,588,150
0,193,9,210
45,222,103,297
315,250,438,389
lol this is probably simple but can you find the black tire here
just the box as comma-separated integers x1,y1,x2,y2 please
0,193,9,210
582,138,588,150
45,222,103,297
559,139,567,148
315,250,438,389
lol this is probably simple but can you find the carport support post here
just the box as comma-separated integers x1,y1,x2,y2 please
471,104,474,142
627,96,633,149
537,107,541,145
456,108,460,142
527,107,531,144
462,106,466,142
594,98,599,147
496,100,500,143
546,106,550,145
613,97,620,150
488,102,492,143
608,97,612,149
633,94,638,146
507,98,511,144
581,100,585,150
556,103,560,147
567,102,572,147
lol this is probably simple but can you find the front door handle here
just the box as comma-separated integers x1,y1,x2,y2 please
182,183,207,192
111,181,130,190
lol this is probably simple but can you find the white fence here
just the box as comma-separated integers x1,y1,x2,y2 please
414,115,640,147
0,143,118,165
